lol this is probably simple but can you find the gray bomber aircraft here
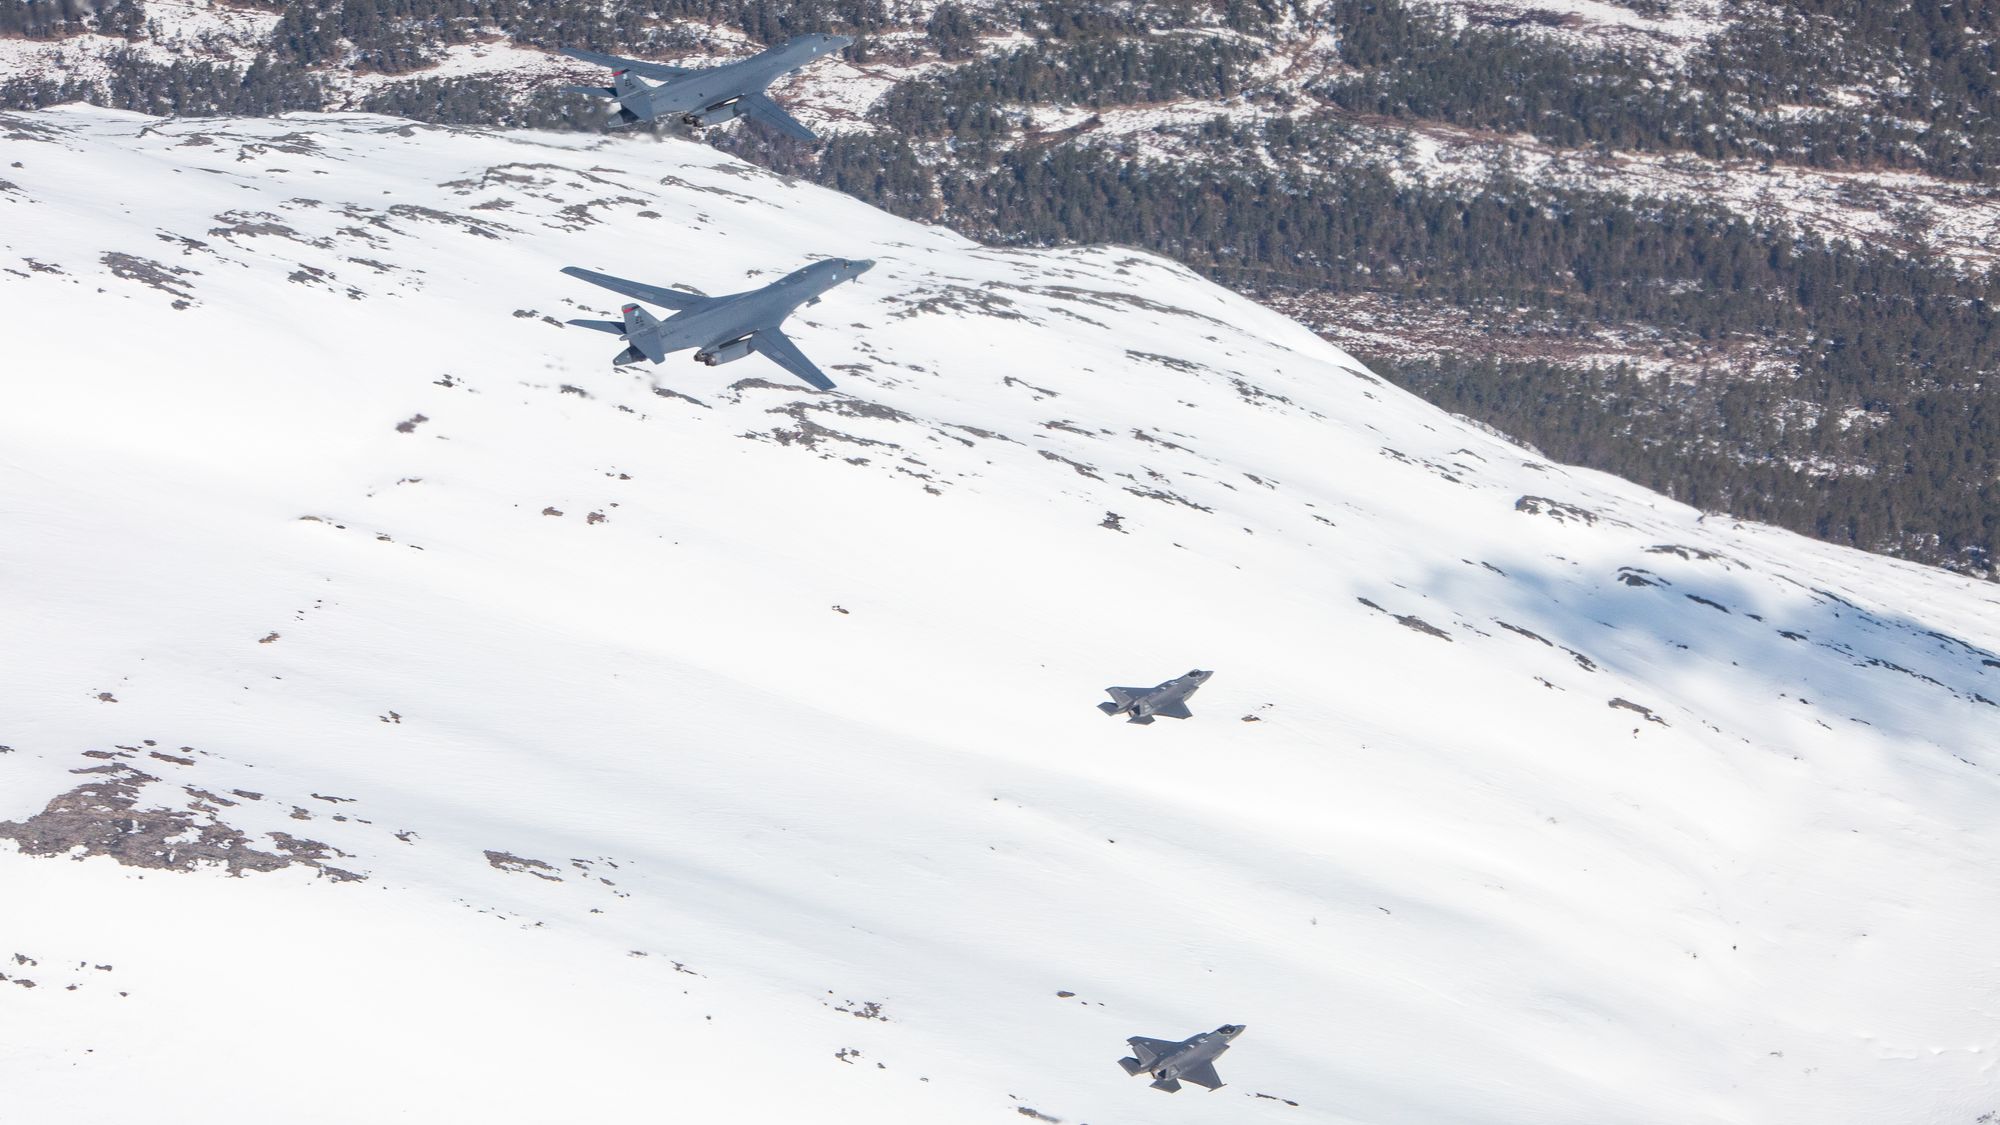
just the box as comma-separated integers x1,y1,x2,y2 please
1119,1024,1246,1092
1099,669,1213,724
560,34,849,138
562,258,873,390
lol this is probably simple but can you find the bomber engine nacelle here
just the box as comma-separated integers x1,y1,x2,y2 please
696,337,755,366
683,101,745,128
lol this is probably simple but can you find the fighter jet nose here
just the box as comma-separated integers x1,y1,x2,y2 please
853,258,875,273
829,34,854,48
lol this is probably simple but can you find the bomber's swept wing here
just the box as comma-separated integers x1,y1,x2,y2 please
738,93,817,141
1152,698,1194,720
561,266,711,312
1179,1060,1225,1091
558,47,693,81
1127,1037,1179,1064
750,327,836,391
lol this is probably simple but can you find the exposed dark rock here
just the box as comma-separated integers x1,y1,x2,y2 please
1645,544,1729,564
484,850,562,881
1515,495,1599,525
0,761,363,880
1125,349,1200,373
1122,485,1211,512
1395,614,1452,641
1038,450,1101,479
651,385,710,408
1609,698,1668,725
100,251,197,301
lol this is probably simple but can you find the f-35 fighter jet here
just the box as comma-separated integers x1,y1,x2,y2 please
1099,669,1213,724
562,258,873,391
1119,1024,1245,1092
560,34,849,138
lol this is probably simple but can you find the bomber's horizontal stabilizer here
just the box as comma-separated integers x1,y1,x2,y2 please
567,318,626,335
1117,1057,1145,1076
613,345,648,366
562,85,618,98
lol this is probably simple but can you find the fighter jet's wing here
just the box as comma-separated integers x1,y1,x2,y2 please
737,93,817,141
1153,698,1194,720
1106,687,1151,706
750,327,836,390
1179,1060,1225,1090
561,266,711,312
1127,1037,1179,1065
558,47,692,80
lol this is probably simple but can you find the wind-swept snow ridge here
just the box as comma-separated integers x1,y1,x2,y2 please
2,106,1997,1125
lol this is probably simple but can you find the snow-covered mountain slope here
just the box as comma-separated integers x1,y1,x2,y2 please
2,106,1997,1125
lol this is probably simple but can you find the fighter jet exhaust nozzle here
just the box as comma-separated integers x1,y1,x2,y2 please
697,337,755,366
683,101,746,128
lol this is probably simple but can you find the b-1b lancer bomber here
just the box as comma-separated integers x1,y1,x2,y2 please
1119,1024,1245,1092
1099,669,1212,724
560,34,849,138
562,258,873,391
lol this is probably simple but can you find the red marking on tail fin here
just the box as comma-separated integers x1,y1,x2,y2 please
622,304,638,313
